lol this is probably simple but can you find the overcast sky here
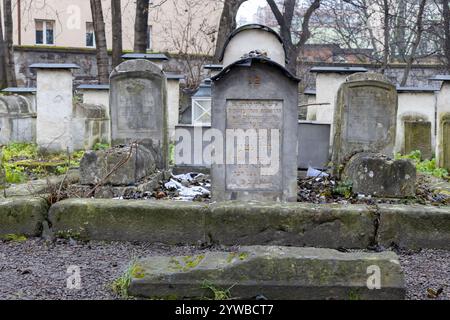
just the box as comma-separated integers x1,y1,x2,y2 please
237,0,267,22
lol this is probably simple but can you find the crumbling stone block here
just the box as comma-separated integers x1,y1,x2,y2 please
80,144,156,186
343,152,416,198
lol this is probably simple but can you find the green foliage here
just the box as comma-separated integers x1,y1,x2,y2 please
111,261,145,298
396,150,449,179
2,143,38,162
93,143,110,151
1,234,27,242
333,180,353,198
0,143,85,184
202,281,234,300
169,143,175,166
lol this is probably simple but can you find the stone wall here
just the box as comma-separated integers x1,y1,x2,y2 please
301,63,446,90
13,46,211,87
13,46,446,89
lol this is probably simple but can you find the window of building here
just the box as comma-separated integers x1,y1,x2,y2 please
192,98,212,125
86,22,95,47
147,25,152,50
35,20,54,45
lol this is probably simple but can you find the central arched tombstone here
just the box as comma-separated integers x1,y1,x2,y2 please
109,59,168,169
211,56,300,202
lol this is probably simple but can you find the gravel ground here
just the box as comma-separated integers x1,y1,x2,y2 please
0,239,448,300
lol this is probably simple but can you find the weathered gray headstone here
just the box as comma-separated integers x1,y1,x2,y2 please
404,121,432,160
110,59,168,169
211,57,299,202
332,73,397,176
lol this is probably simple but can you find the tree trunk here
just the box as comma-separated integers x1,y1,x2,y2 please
400,0,426,86
443,0,450,72
90,0,110,84
0,4,7,89
214,0,247,63
3,0,16,87
134,0,149,53
111,0,123,68
266,0,321,75
381,0,390,74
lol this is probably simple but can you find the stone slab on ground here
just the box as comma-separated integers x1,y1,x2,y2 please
378,204,450,250
128,246,406,300
343,153,416,198
0,170,80,198
0,197,48,238
207,202,376,249
48,199,207,243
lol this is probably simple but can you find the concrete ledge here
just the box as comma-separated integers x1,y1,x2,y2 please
128,246,405,300
378,204,450,249
207,202,376,249
48,199,207,244
0,197,48,238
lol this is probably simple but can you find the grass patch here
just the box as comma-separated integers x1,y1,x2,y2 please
396,150,449,179
1,234,27,242
111,261,145,298
93,142,110,151
333,180,353,198
1,143,85,184
202,281,235,300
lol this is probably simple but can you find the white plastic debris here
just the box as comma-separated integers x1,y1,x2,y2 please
165,176,210,201
307,166,329,178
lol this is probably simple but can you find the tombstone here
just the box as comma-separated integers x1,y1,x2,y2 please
0,95,36,144
1,87,37,112
332,73,398,176
430,75,450,171
396,86,436,158
121,53,169,70
165,73,184,141
110,59,168,169
211,56,299,202
30,63,80,152
443,119,450,170
298,121,330,170
311,67,368,128
218,24,287,68
404,121,432,159
77,84,110,109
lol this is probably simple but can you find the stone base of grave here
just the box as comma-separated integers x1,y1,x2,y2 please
79,144,157,186
343,152,416,198
69,171,165,198
127,246,406,300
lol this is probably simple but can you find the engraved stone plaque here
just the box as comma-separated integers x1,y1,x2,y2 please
116,79,157,132
225,100,282,191
345,86,392,144
404,121,432,159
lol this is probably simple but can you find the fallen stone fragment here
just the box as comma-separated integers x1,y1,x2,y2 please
79,144,157,186
343,152,416,198
128,246,406,300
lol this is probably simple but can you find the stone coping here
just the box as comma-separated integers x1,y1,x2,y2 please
1,197,449,250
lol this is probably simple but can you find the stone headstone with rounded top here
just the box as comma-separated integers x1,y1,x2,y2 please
109,59,168,169
332,73,398,176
